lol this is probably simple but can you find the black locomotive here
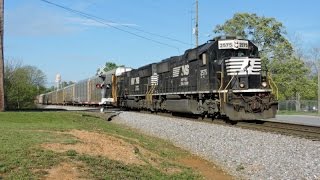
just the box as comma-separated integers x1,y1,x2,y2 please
40,36,278,121
107,36,278,121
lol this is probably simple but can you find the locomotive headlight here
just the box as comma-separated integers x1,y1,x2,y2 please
239,82,245,88
261,81,267,88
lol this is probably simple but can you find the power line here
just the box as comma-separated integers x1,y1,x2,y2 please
40,0,183,51
62,6,192,46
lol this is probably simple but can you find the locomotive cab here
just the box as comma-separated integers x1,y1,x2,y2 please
98,67,132,112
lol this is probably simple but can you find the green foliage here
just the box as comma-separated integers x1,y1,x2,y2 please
4,60,47,109
271,57,316,100
96,62,123,75
214,13,293,66
214,13,316,100
45,86,55,93
61,81,74,88
103,62,118,72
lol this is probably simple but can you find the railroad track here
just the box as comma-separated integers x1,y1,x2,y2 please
235,121,320,141
127,110,320,141
81,108,320,141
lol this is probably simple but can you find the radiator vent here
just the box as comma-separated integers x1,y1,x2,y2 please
225,58,261,75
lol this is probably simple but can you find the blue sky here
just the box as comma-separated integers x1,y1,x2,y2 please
5,0,320,86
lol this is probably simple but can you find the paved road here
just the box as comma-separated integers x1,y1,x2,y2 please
268,115,320,127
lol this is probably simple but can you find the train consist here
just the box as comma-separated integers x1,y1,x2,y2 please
39,36,278,121
37,68,131,106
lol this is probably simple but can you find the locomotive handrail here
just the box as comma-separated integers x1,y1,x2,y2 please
112,74,118,103
268,72,278,100
217,71,223,109
223,75,235,102
146,84,155,104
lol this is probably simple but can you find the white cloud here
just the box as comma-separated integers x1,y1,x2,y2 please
66,17,138,28
5,4,81,37
70,1,101,11
5,3,138,37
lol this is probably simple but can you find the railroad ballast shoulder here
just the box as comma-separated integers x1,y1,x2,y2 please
39,36,278,121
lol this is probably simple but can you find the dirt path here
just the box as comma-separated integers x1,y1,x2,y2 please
41,130,232,179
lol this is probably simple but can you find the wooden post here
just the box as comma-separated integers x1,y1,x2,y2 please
0,0,5,111
318,65,320,114
195,0,198,47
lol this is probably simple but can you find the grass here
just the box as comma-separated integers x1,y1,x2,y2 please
0,112,201,179
277,110,320,116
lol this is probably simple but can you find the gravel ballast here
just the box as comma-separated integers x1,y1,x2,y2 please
114,112,320,179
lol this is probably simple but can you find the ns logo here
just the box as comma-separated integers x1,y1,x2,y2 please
172,64,189,77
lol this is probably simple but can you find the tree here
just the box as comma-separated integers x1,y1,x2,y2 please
213,13,316,100
4,59,47,109
310,47,320,113
61,81,74,88
214,13,293,66
270,57,316,100
96,62,123,75
46,86,55,93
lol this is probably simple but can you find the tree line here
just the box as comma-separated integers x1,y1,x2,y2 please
4,60,46,109
4,13,320,109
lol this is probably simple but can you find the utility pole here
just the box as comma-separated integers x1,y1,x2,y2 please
312,48,320,115
0,0,5,111
318,65,320,114
195,0,199,47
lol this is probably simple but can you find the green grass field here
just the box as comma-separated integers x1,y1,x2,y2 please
0,111,208,179
277,110,320,116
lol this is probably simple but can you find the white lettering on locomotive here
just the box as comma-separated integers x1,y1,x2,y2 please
180,77,189,86
135,85,139,91
131,77,140,85
200,69,207,78
225,58,261,75
181,65,189,76
218,40,249,50
150,73,159,85
173,64,189,77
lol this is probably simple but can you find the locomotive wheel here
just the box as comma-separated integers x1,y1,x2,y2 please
225,118,237,125
255,120,265,124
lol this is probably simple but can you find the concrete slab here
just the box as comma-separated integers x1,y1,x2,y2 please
39,105,99,111
267,115,320,127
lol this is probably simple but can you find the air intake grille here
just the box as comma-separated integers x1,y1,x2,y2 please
225,58,261,75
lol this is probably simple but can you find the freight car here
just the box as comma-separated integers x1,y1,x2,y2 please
40,36,278,121
40,67,132,106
